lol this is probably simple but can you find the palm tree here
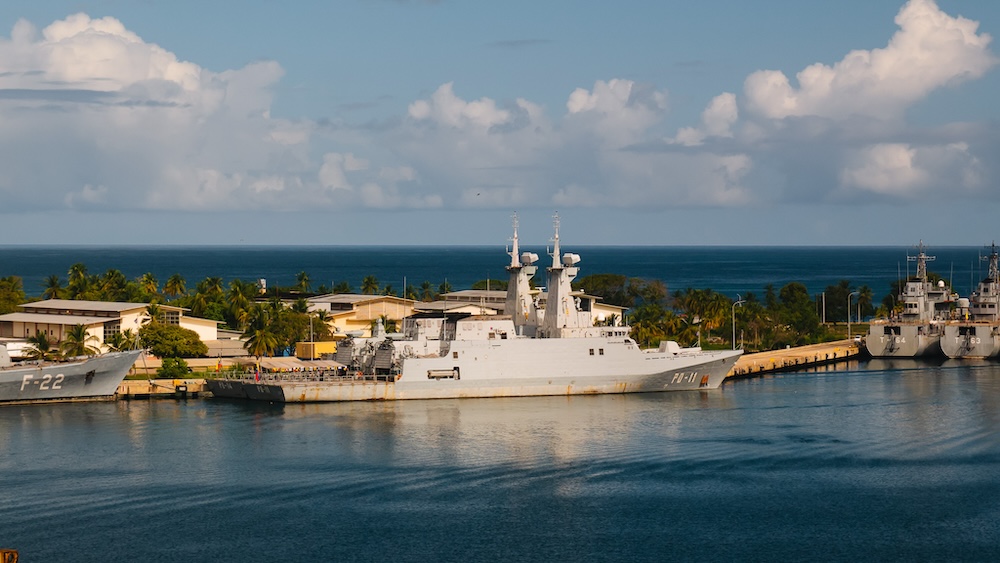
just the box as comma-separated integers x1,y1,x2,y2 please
361,275,379,295
24,331,58,361
106,328,140,352
100,269,128,301
243,304,278,360
404,284,418,300
296,271,311,293
420,281,435,301
42,274,64,300
382,284,396,297
857,285,874,321
333,281,352,294
438,279,452,295
67,263,92,299
138,272,159,296
145,303,163,324
226,279,257,329
60,324,100,357
164,274,186,298
68,263,88,286
199,276,225,299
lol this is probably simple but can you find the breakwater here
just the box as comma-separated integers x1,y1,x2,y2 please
728,339,864,378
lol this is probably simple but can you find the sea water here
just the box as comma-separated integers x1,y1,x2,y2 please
0,245,992,299
3,360,1000,562
3,246,1000,561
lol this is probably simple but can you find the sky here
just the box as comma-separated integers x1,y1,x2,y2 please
0,0,998,246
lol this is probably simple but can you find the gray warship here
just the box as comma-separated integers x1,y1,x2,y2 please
941,243,1000,359
208,217,742,403
1,344,141,405
864,242,955,358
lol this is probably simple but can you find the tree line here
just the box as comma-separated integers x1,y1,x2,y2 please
1,262,927,359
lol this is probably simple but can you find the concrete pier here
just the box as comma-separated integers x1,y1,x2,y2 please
117,379,209,399
728,339,863,379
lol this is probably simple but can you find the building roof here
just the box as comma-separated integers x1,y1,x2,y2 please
308,293,415,305
0,312,112,326
22,299,185,313
442,289,508,301
412,301,499,314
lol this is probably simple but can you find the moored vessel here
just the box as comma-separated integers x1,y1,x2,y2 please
865,242,954,358
942,243,1000,359
0,344,142,405
208,216,742,403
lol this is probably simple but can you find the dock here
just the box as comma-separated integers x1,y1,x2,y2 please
117,379,210,399
728,339,864,379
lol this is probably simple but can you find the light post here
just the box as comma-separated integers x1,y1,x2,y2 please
848,291,859,340
732,294,746,350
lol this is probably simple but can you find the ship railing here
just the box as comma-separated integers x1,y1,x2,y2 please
219,370,397,383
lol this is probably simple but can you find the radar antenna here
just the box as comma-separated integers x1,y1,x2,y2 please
907,240,935,281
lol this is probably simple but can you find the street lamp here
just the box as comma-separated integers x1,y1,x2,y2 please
848,291,860,340
732,294,746,350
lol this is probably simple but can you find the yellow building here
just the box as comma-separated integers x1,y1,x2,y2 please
307,294,417,336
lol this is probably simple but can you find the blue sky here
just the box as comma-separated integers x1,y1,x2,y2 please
0,0,998,246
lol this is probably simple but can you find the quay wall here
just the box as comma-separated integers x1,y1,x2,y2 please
728,339,863,379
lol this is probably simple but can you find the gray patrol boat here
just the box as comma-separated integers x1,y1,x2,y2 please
865,242,954,358
208,216,742,402
1,344,141,405
941,243,1000,359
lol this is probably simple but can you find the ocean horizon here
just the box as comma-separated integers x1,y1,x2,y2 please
1,244,993,301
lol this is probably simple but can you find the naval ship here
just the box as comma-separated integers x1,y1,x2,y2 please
1,344,142,405
864,242,955,358
941,243,1000,359
207,217,743,403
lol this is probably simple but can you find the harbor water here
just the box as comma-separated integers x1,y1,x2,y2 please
3,360,1000,561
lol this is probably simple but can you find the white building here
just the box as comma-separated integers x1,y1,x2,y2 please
0,299,220,352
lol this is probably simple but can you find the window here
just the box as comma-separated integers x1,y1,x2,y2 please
589,349,594,356
104,321,121,342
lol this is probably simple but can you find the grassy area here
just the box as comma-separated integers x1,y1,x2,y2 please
824,322,869,340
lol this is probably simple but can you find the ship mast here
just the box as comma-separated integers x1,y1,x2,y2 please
908,240,935,281
508,212,521,269
505,212,537,335
987,242,999,284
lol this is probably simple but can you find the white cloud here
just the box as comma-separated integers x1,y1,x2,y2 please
675,92,738,146
0,13,299,212
744,0,996,120
840,142,984,197
408,82,511,129
0,1,996,230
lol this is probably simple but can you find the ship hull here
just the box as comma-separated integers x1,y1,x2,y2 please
208,345,741,403
864,324,942,358
0,351,142,405
941,324,1000,359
